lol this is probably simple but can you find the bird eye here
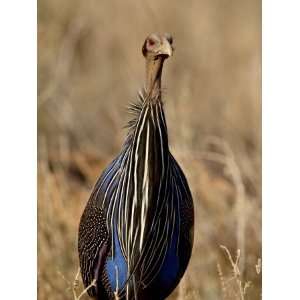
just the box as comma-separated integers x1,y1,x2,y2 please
148,38,156,46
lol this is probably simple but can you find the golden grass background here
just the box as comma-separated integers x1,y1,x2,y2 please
38,0,261,299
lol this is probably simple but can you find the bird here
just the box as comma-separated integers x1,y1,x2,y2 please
78,33,194,300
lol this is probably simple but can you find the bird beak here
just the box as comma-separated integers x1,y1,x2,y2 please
158,39,173,57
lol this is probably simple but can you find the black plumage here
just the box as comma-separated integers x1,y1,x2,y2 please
78,33,194,300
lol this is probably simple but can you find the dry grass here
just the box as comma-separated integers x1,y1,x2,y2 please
217,246,252,300
38,0,261,299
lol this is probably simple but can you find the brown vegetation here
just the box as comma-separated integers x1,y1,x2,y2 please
38,0,261,299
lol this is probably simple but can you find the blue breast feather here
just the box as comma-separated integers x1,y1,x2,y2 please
104,219,180,292
105,225,128,292
156,219,180,289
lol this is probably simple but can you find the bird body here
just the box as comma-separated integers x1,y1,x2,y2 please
78,33,194,300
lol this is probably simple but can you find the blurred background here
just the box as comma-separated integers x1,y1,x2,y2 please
38,0,261,299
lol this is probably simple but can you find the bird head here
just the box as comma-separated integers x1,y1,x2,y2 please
142,33,174,60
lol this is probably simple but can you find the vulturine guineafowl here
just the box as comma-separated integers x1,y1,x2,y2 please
78,33,194,300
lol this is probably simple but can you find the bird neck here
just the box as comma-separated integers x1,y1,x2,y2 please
145,57,165,99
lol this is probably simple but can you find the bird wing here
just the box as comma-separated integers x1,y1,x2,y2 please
78,155,122,296
78,203,108,296
169,153,194,248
